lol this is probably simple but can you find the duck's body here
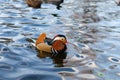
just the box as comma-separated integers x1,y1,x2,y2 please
35,33,67,58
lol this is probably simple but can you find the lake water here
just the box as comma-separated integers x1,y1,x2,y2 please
0,0,120,80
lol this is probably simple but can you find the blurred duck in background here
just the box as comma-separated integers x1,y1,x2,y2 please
25,0,42,8
115,0,120,6
25,0,64,9
44,0,64,9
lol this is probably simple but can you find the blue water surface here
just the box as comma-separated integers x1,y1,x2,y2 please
0,0,120,80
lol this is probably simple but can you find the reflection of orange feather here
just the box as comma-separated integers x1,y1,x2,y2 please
52,40,65,51
36,33,46,45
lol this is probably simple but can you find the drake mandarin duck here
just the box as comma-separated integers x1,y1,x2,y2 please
35,33,67,57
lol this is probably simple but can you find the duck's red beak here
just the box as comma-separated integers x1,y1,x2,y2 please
66,41,69,44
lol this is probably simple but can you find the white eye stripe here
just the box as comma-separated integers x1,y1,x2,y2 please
54,37,65,41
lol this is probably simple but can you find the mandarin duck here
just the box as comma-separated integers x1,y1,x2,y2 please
35,33,67,58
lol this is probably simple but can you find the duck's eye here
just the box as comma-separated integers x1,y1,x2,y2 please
61,38,64,41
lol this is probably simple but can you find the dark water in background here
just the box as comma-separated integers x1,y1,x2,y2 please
0,0,120,80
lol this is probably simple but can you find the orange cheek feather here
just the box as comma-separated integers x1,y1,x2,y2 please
52,40,65,51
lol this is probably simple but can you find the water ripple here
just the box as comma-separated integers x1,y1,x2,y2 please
17,74,63,80
108,57,120,64
0,63,13,71
0,0,120,80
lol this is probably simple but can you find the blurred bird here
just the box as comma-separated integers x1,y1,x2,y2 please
116,0,120,6
44,0,64,9
25,0,42,8
25,0,64,9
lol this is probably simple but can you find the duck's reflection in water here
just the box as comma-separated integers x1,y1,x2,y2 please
37,50,67,67
25,0,64,9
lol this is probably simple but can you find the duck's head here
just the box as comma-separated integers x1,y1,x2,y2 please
52,34,67,44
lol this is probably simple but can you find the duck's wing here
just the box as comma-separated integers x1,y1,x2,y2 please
36,33,46,45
